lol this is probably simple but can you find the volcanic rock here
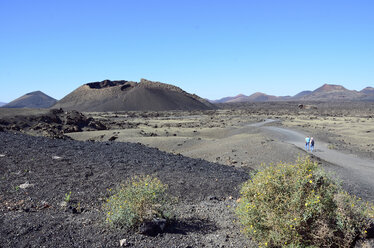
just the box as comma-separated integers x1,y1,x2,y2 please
139,218,167,236
0,108,106,139
0,131,250,247
19,182,35,189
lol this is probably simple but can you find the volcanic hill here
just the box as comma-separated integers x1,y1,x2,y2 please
2,91,57,108
361,87,374,95
53,79,216,112
297,84,362,101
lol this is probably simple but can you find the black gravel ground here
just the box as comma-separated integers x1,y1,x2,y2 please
0,132,251,247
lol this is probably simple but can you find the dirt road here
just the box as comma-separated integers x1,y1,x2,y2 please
255,120,374,201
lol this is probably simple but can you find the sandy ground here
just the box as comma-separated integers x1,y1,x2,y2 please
1,103,374,247
280,115,374,159
67,107,374,203
0,132,254,247
260,121,374,201
67,110,304,170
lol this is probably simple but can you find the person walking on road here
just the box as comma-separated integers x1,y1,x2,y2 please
305,136,310,151
310,137,315,152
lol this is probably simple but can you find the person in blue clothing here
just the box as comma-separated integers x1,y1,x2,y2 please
310,137,315,152
305,136,310,151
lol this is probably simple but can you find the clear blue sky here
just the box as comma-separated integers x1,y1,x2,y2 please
1,0,373,102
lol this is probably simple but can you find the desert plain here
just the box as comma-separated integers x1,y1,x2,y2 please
1,101,374,247
70,101,374,166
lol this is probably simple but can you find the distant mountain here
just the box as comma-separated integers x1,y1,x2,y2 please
213,93,286,103
211,94,247,103
53,79,216,112
296,84,362,101
211,84,374,103
293,90,312,99
246,92,279,102
359,87,374,101
361,87,374,95
2,91,57,108
314,84,347,93
0,102,6,107
212,92,290,103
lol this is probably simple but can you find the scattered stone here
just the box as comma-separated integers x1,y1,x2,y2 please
67,205,78,214
40,201,50,209
19,182,34,189
207,195,219,201
139,218,167,236
119,239,127,247
0,108,106,139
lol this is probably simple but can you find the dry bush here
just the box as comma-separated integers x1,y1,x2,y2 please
103,175,174,229
236,157,373,247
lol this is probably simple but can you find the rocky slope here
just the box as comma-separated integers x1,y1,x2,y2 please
0,132,251,247
2,91,57,108
53,79,216,112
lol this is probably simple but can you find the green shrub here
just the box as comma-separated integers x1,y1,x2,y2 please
236,157,374,247
328,144,335,149
64,191,72,202
103,175,174,229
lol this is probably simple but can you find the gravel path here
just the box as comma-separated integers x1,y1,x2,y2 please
257,120,374,202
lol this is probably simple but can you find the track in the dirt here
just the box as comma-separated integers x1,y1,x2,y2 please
251,120,374,201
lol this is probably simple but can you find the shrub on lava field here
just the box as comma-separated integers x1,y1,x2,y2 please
236,157,374,247
104,175,174,229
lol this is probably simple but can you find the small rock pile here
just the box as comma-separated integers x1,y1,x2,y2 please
0,108,106,139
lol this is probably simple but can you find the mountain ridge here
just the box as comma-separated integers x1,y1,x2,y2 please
211,84,374,103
